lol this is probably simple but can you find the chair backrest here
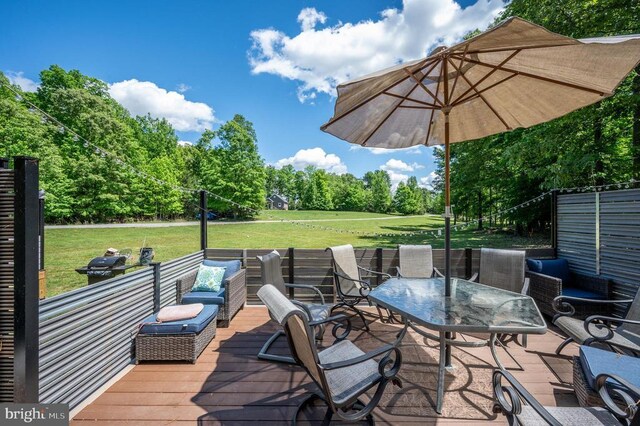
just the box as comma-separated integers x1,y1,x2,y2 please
399,244,434,278
327,244,361,296
620,288,640,340
479,248,526,293
257,284,324,386
256,250,287,295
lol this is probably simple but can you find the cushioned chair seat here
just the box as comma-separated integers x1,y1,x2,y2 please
318,340,381,405
139,305,219,334
517,406,620,425
306,304,331,322
579,346,640,394
527,258,570,284
563,287,604,299
555,316,640,352
181,288,225,305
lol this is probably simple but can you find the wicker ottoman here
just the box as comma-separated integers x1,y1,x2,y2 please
136,305,218,364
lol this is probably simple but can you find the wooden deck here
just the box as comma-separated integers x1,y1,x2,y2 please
72,306,580,425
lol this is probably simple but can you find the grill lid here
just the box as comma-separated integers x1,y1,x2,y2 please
88,256,127,269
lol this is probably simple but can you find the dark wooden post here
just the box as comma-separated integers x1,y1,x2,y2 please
288,248,295,299
39,191,45,270
376,248,383,285
151,262,161,313
199,190,207,251
465,248,473,280
13,156,40,403
0,158,9,169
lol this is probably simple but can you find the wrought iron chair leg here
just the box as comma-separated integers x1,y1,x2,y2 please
350,305,370,331
555,337,573,355
292,393,323,426
320,407,333,426
257,330,296,364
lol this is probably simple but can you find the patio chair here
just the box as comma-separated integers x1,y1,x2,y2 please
326,244,393,330
469,248,530,348
552,288,640,356
257,284,405,425
396,244,444,278
526,258,612,318
256,250,334,364
493,368,640,425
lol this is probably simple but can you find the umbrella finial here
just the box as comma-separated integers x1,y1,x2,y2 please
429,45,447,56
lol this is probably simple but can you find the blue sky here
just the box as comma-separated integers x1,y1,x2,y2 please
2,0,504,187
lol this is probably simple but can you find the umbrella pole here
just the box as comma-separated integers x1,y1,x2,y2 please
444,109,453,369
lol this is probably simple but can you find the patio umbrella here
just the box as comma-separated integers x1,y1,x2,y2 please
321,17,640,297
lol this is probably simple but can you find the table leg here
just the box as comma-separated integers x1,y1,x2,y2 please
436,331,446,414
489,333,506,370
445,331,452,368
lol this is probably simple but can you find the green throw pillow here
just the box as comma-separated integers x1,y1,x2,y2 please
192,265,226,292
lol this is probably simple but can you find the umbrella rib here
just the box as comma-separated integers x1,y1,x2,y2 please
451,50,521,105
321,57,439,130
452,55,608,96
403,68,445,107
448,45,468,101
449,58,511,130
383,91,439,108
451,73,518,107
424,62,444,146
361,81,424,146
455,42,577,55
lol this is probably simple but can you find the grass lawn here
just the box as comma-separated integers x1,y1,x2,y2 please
44,210,549,297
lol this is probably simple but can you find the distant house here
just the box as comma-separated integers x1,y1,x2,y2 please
267,194,289,210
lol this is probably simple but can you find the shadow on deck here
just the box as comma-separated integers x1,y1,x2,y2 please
72,307,579,425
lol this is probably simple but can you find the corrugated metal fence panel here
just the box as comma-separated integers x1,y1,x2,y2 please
39,267,155,409
557,193,597,275
599,189,640,307
159,250,204,308
0,169,14,402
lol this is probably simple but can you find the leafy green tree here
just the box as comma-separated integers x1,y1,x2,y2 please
363,170,392,213
302,167,333,210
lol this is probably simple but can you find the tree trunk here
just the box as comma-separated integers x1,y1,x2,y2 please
633,65,640,180
477,190,483,230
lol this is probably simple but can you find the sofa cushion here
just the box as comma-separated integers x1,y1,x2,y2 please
182,288,225,305
203,259,241,281
527,258,570,284
139,304,219,334
192,264,225,292
579,345,640,393
562,287,604,299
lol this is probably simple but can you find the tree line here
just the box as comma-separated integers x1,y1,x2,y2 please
0,66,436,223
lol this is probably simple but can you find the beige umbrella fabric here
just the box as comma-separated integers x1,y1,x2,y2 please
320,16,640,297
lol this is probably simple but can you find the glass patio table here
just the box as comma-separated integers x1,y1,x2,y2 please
368,277,546,414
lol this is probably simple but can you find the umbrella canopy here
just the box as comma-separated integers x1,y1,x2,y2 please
321,16,640,296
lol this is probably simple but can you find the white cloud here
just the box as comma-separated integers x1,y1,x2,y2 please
276,147,347,174
298,8,327,31
177,140,193,147
349,145,423,155
249,0,505,102
380,158,424,173
420,171,438,189
387,171,410,190
109,79,215,132
5,71,39,92
176,83,191,93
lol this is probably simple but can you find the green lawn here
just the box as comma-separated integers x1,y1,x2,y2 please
44,210,549,297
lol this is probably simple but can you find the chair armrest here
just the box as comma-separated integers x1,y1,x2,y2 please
224,268,247,304
358,265,391,279
553,295,633,320
583,314,640,346
521,277,530,295
291,300,314,321
395,266,402,277
571,272,611,296
492,370,562,426
433,267,445,278
526,271,562,293
310,314,352,341
175,270,198,302
469,272,479,282
285,283,325,304
596,373,640,422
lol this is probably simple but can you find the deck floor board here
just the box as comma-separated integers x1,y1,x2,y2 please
72,306,581,425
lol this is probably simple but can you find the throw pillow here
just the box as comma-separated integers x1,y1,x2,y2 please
192,265,226,292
